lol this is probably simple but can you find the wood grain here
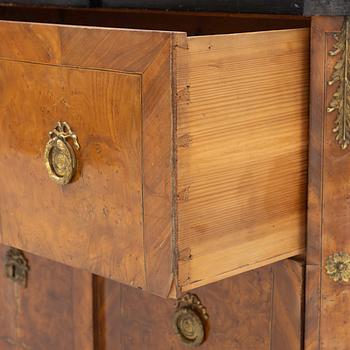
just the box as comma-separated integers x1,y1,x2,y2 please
0,21,61,64
100,259,304,350
60,25,171,74
0,21,173,74
73,270,94,350
0,245,17,350
0,20,310,297
305,16,350,350
0,245,93,350
176,28,310,291
271,259,305,350
304,16,332,350
0,21,179,296
0,59,146,288
141,34,185,297
0,243,304,349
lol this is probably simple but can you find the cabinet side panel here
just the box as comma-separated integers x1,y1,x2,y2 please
177,29,309,290
305,16,350,350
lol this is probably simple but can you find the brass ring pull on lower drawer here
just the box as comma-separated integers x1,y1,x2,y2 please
44,121,80,185
173,294,209,347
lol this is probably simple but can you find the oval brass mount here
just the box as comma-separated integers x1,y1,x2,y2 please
44,121,80,185
173,293,209,347
325,252,350,283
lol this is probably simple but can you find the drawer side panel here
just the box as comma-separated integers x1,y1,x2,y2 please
176,28,309,290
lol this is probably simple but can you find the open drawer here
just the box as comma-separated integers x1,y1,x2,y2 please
0,18,309,298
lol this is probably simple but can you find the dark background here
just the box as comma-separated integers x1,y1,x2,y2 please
0,0,349,15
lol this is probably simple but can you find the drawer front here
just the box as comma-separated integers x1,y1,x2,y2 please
0,243,304,350
0,21,179,295
0,244,94,350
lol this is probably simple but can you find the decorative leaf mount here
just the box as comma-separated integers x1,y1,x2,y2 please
328,17,350,150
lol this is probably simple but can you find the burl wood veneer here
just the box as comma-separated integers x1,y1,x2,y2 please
0,20,309,297
0,244,304,350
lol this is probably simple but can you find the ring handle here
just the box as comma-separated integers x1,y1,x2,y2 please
173,294,209,347
44,121,80,185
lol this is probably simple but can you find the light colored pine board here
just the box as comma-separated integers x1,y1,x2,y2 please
176,28,309,291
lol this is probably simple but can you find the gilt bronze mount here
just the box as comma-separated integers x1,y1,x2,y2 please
44,121,80,185
327,17,350,149
173,293,209,347
5,248,29,287
326,252,350,283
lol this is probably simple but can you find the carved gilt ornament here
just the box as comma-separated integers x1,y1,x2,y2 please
328,17,350,149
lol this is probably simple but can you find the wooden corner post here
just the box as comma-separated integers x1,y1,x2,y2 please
306,15,350,350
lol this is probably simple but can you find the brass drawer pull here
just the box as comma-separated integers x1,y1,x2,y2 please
44,122,80,185
173,294,209,347
326,252,350,283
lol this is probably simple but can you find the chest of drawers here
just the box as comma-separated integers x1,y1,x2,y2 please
0,18,309,298
2,2,350,349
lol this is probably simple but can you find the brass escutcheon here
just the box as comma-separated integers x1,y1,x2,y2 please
325,252,350,283
173,294,209,347
5,248,29,287
44,121,80,185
